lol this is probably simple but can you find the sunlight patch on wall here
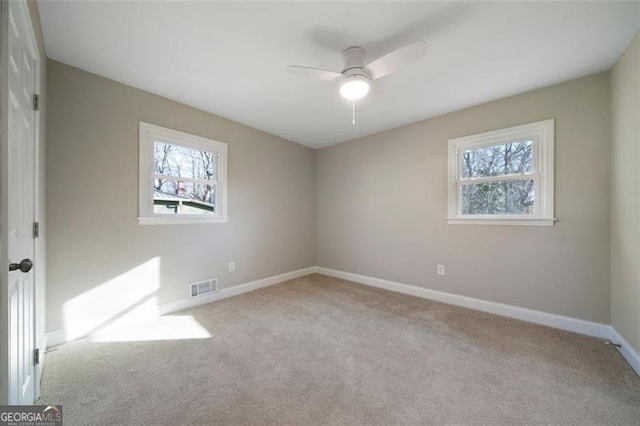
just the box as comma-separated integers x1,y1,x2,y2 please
62,257,161,341
90,315,212,342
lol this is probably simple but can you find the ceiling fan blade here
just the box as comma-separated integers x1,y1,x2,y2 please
366,41,428,80
287,65,342,81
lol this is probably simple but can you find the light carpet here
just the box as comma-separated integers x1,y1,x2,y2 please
39,274,640,425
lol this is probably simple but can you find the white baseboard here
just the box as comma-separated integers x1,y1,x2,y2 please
46,266,316,347
609,327,640,377
43,264,640,378
158,266,316,315
315,267,611,339
46,329,66,348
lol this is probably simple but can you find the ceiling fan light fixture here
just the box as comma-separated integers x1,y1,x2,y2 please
340,75,370,100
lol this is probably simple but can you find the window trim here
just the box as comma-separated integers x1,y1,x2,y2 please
447,119,555,226
138,122,228,225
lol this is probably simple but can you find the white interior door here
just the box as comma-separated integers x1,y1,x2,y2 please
5,0,38,405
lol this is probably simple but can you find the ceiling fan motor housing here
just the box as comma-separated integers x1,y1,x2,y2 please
342,46,370,80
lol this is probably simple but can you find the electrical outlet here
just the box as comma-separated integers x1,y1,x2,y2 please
436,264,445,276
228,261,236,272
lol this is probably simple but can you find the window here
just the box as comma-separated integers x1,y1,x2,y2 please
138,122,228,224
447,119,554,226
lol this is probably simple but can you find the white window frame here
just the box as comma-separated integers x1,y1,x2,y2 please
447,119,555,226
138,122,228,225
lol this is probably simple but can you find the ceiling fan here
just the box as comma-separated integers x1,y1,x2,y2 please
287,41,428,101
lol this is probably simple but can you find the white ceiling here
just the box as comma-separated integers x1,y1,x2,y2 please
38,1,639,148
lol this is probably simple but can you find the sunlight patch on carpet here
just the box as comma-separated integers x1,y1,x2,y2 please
90,315,212,342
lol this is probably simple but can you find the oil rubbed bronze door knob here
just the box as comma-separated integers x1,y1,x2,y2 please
9,258,33,273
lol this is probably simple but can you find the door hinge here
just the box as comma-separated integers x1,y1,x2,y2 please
33,222,39,238
33,94,39,111
34,348,40,365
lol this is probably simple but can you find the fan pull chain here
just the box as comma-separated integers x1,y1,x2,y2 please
352,101,356,125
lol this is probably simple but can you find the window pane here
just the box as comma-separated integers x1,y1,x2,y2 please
153,179,216,214
461,179,534,215
462,140,533,178
154,141,216,180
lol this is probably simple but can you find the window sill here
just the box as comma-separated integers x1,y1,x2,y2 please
446,217,556,226
138,216,229,225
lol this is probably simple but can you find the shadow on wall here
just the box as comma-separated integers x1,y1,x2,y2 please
60,257,211,343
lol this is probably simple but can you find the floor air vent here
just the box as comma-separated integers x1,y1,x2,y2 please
190,278,219,298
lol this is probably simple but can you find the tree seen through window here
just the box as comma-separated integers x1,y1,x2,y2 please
461,140,534,215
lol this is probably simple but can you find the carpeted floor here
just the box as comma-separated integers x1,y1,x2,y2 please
39,274,640,425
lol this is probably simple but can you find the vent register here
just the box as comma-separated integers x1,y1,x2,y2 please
189,278,219,298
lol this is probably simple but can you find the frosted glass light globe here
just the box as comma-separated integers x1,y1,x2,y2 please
340,75,370,100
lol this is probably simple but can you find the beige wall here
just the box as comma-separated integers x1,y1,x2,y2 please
611,33,640,352
44,32,635,346
46,60,315,334
316,73,611,323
